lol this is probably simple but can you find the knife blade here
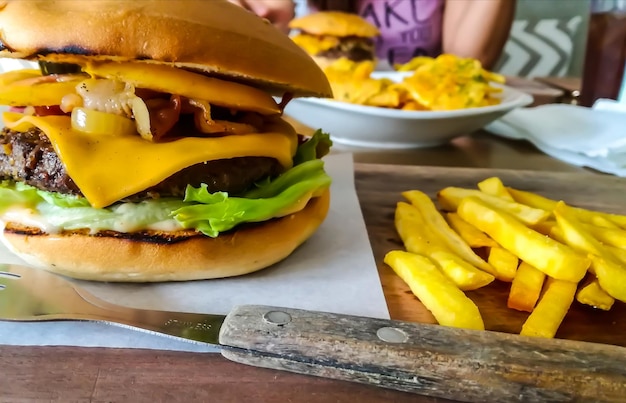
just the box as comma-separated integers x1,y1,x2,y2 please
1,263,626,402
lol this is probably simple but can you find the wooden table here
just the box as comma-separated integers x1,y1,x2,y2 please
6,79,618,403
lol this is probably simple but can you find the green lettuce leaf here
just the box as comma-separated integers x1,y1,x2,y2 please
2,181,186,232
172,130,332,236
173,159,331,237
293,129,333,166
14,181,91,208
37,199,186,233
0,181,40,210
0,130,332,237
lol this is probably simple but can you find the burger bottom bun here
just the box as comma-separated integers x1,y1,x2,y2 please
0,190,330,282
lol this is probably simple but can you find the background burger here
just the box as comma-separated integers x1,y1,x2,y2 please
289,11,380,68
0,0,333,282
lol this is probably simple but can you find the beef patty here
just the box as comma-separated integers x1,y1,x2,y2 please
316,36,375,62
0,127,282,202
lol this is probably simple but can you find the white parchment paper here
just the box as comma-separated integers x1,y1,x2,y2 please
0,153,389,352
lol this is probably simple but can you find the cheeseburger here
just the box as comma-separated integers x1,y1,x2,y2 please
0,0,333,282
289,11,380,68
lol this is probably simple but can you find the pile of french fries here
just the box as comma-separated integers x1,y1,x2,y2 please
322,54,504,110
385,177,626,338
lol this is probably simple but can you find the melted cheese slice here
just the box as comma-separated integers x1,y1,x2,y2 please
291,34,340,55
0,69,42,86
0,62,281,114
84,61,281,115
0,80,81,107
3,112,297,208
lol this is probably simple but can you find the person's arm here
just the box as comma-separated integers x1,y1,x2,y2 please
228,0,295,34
442,0,516,69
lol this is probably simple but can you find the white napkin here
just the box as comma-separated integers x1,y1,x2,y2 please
485,99,626,176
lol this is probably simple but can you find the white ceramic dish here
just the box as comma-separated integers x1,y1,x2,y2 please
284,72,534,149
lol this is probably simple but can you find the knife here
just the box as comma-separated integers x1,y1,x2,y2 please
1,263,625,402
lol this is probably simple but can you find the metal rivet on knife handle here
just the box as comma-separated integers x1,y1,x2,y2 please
263,310,292,325
376,327,408,343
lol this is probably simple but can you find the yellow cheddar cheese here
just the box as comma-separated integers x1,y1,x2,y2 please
3,112,297,208
0,62,281,115
0,69,42,86
0,80,81,106
291,34,340,55
84,61,281,115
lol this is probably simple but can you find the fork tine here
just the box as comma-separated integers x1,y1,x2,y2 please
0,264,95,320
0,270,21,291
0,263,29,276
0,271,21,279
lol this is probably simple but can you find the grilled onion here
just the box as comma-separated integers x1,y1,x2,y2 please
71,107,136,136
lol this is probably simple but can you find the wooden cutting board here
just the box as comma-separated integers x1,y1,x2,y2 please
354,163,626,347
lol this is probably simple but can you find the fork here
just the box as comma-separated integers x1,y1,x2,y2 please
3,263,626,401
0,263,224,344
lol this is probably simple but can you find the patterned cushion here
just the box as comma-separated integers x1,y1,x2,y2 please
494,0,590,77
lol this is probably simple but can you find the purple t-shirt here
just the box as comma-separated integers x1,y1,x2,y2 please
356,0,445,66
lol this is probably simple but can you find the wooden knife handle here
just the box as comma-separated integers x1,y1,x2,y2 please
219,305,626,402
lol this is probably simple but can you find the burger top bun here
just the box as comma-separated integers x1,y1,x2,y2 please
0,0,332,97
289,11,380,38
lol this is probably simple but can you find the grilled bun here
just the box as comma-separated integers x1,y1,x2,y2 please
289,11,380,38
0,0,331,97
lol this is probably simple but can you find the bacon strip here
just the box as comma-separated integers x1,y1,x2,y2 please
145,95,182,141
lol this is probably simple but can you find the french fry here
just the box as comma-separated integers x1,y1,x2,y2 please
506,187,557,212
555,200,626,231
445,212,498,248
398,54,503,110
507,262,546,312
402,190,494,274
607,246,626,264
555,214,626,302
384,250,485,330
395,203,494,290
437,187,550,225
553,202,621,262
389,183,625,339
588,256,626,303
547,226,567,244
583,223,626,250
487,247,519,282
551,223,626,303
325,54,503,110
394,202,439,253
576,275,615,311
589,215,621,229
520,277,577,338
458,197,590,282
575,208,626,229
402,190,496,276
429,251,494,290
553,203,626,302
531,220,557,236
509,187,626,229
477,177,514,201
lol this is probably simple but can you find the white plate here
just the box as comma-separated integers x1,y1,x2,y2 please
284,72,534,149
